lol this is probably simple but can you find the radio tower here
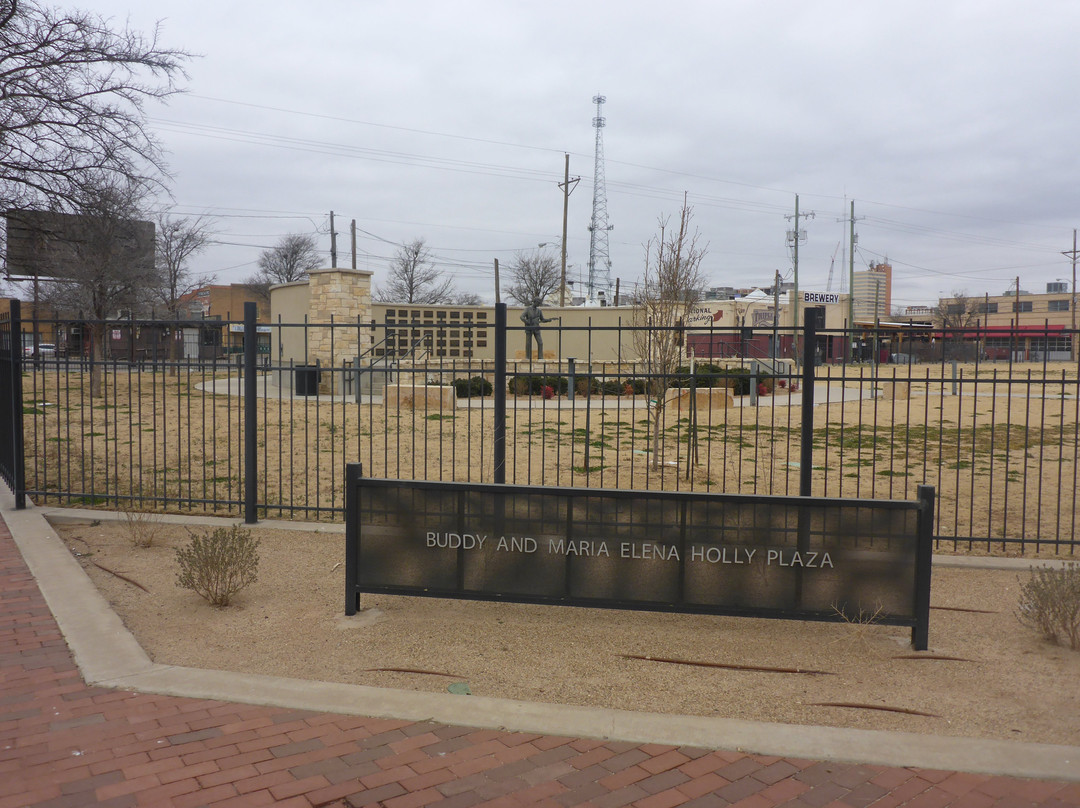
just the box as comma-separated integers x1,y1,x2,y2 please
587,94,613,305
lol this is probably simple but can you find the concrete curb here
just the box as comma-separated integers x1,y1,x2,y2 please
4,494,1077,782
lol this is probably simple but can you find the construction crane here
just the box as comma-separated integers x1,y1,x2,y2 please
826,240,842,293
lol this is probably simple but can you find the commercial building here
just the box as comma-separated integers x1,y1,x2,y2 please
938,283,1075,360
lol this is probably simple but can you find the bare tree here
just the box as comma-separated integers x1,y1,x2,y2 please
0,0,190,213
936,290,980,330
935,289,981,359
153,211,214,365
41,177,157,395
375,238,454,304
248,233,321,295
506,248,560,305
153,212,215,317
450,290,483,306
633,199,707,470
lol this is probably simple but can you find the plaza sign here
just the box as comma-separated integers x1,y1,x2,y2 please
345,467,935,648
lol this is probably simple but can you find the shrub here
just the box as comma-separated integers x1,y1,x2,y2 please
1016,563,1080,650
574,376,599,396
122,508,163,549
670,365,772,397
175,525,260,607
544,375,569,395
452,376,493,398
509,375,569,395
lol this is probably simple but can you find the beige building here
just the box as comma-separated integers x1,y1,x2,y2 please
269,272,871,381
271,270,643,370
852,262,891,322
938,284,1075,360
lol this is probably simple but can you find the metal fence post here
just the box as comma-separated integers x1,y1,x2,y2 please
243,302,258,523
913,484,936,650
800,308,817,497
2,300,26,509
493,303,507,484
794,309,818,606
345,462,361,615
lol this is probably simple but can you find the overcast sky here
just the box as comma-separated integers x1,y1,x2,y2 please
79,0,1080,309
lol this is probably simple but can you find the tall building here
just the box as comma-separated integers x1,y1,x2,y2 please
852,262,891,321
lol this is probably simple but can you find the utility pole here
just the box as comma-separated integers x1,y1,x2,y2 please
848,200,857,361
874,281,881,367
558,153,580,306
329,210,337,268
1062,229,1078,361
786,195,814,362
773,268,781,359
1015,275,1022,361
350,220,357,269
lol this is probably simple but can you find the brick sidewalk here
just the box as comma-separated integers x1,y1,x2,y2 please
1,515,1077,808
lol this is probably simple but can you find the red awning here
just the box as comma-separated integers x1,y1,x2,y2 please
935,324,1066,338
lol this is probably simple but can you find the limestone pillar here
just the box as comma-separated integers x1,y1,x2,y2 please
305,268,373,393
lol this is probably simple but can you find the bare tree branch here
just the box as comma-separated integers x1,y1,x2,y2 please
506,248,560,305
375,238,455,304
249,233,321,288
0,0,191,212
39,175,156,395
153,210,215,317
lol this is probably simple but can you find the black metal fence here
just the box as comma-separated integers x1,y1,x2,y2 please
0,300,25,508
7,303,1080,554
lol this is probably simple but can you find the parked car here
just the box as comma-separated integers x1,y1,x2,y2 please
23,343,56,358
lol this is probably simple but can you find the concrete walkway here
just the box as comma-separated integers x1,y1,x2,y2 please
1,495,1078,807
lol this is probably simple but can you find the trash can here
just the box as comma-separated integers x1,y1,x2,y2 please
295,365,320,396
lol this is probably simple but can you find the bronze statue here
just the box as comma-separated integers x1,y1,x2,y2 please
520,297,553,361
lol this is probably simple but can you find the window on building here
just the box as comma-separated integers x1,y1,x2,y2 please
946,304,965,314
978,302,998,314
1048,299,1070,312
1013,301,1033,313
1031,336,1071,354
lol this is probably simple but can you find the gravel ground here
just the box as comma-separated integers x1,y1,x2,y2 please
57,520,1080,746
